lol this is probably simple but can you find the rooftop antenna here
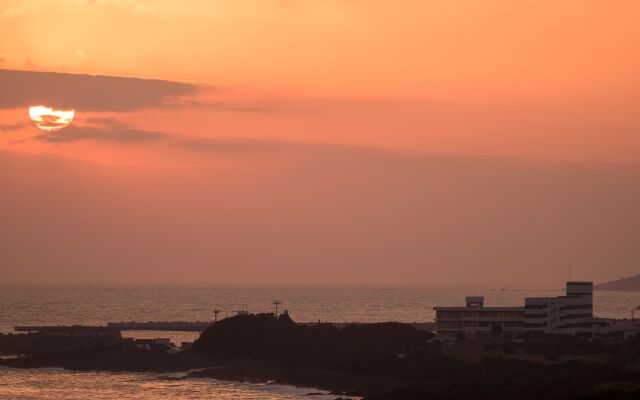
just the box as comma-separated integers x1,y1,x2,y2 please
213,307,221,323
570,263,572,281
273,300,281,316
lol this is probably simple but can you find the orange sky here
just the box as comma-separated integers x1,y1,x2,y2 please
1,1,639,286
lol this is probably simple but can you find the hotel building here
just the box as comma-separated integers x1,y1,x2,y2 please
434,281,606,341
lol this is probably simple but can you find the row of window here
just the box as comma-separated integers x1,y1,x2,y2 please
437,321,525,329
561,304,592,310
525,313,547,319
436,311,524,319
561,322,595,328
508,303,592,311
438,331,525,339
560,313,593,320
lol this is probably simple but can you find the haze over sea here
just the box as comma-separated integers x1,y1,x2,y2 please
2,286,639,335
1,286,638,399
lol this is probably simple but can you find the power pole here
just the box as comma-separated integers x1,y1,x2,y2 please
213,308,221,323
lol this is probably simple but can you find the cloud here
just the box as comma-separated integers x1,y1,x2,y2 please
0,69,200,111
0,122,27,132
180,99,273,113
180,136,381,155
34,123,168,143
30,116,380,155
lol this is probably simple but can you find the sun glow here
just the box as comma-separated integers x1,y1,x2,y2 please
28,106,75,132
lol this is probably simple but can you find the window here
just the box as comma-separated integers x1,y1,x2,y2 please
561,304,592,310
560,313,593,320
438,311,464,319
438,321,464,329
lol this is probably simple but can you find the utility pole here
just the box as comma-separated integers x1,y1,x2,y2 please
213,308,221,323
273,300,281,317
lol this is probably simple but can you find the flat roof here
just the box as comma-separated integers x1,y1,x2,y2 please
433,306,524,311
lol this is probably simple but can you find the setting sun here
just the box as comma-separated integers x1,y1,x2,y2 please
2,2,640,398
28,105,75,132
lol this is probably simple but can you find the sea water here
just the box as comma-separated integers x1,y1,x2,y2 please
1,286,638,398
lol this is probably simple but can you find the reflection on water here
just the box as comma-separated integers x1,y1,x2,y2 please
0,368,348,400
120,330,200,346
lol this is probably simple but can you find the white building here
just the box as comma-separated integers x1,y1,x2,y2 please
433,296,525,341
524,281,606,338
434,281,609,341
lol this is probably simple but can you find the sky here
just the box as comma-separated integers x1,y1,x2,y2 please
0,0,639,286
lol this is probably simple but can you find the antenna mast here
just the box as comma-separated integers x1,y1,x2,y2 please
273,300,281,316
569,263,573,281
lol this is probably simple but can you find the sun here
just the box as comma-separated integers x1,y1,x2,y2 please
28,106,75,132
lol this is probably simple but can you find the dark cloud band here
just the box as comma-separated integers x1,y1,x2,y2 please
30,117,377,156
0,69,200,112
34,123,168,143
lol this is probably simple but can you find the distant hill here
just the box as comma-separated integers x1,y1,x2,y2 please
595,274,640,291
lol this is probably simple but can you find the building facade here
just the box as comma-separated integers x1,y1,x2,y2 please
524,281,604,337
433,296,525,340
434,281,606,341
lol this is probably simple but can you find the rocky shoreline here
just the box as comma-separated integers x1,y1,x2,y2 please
3,314,640,399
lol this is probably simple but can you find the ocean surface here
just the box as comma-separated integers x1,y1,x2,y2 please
0,368,340,399
1,286,638,398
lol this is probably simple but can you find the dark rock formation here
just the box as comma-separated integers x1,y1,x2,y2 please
0,332,120,356
0,340,210,372
3,314,640,399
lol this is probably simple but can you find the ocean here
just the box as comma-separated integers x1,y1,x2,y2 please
1,286,638,398
0,368,338,399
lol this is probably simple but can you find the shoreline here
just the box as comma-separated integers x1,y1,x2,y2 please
0,355,365,399
0,366,353,399
3,313,640,400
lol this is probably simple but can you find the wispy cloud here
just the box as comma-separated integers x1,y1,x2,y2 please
30,117,379,156
34,123,168,143
0,122,27,132
179,136,380,155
